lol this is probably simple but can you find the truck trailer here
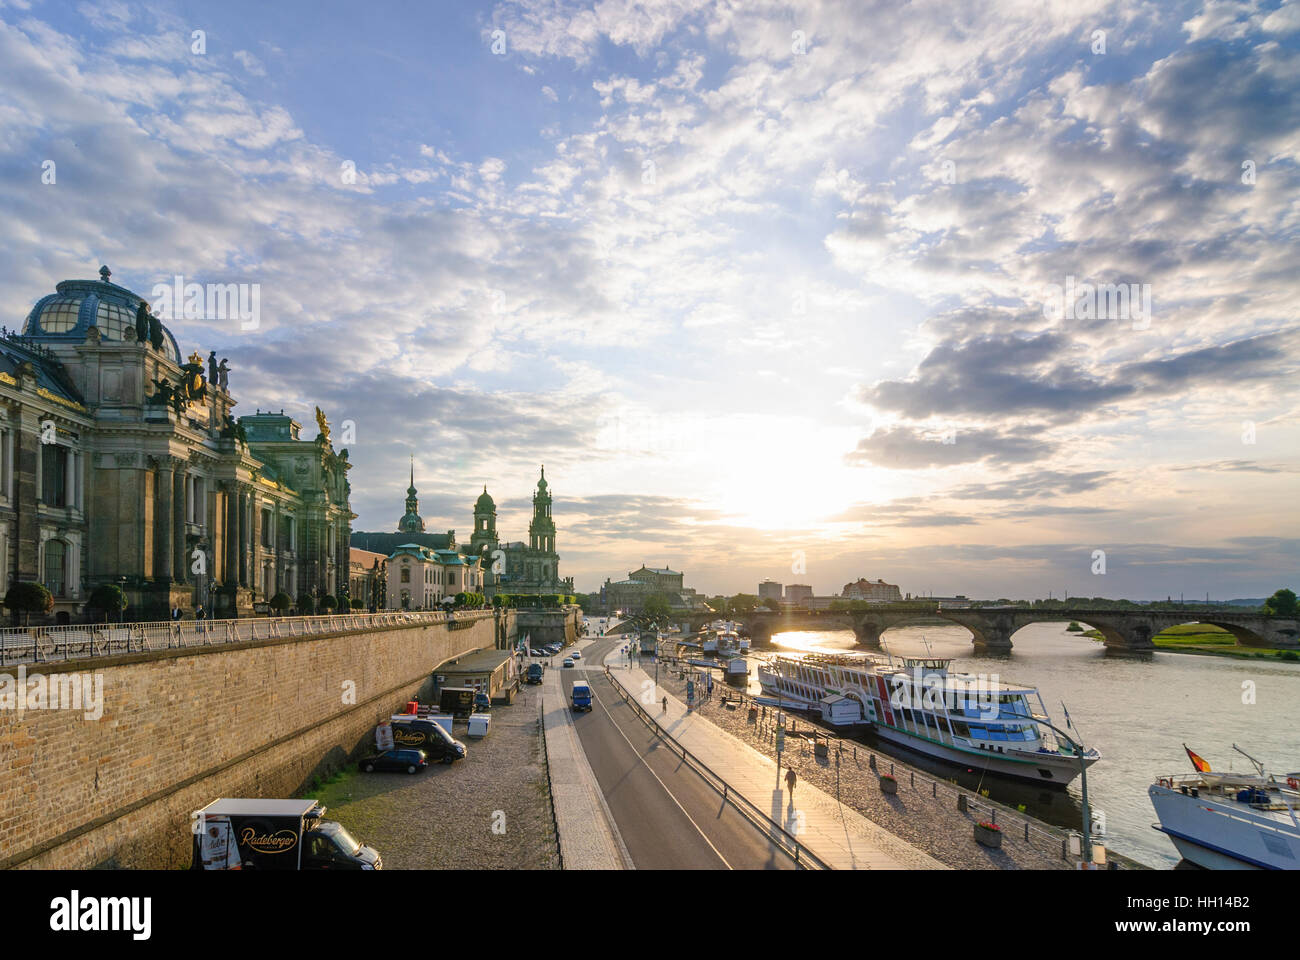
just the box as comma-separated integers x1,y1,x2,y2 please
191,798,381,870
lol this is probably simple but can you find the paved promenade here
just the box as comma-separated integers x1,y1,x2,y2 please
539,647,630,869
604,652,947,870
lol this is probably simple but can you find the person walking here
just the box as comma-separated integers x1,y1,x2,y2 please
195,604,206,635
785,766,797,798
662,695,668,714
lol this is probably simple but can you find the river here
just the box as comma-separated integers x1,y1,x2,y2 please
742,623,1300,868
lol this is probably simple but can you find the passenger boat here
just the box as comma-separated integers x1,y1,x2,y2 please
701,631,719,654
1150,749,1300,869
756,652,1098,786
725,657,749,683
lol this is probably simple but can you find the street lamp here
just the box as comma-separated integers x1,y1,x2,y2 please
1020,715,1098,865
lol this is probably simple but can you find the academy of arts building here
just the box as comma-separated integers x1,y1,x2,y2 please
0,267,353,622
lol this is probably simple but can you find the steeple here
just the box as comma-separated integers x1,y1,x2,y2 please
398,456,425,533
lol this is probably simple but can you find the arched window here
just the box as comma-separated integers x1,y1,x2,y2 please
44,540,66,596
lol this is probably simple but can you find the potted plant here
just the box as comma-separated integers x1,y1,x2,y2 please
879,773,898,794
974,821,1003,848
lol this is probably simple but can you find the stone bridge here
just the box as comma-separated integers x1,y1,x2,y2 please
741,606,1300,653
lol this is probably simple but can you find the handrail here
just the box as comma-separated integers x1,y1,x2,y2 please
679,668,1075,857
604,664,831,870
0,609,498,667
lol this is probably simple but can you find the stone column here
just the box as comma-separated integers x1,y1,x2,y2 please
223,482,237,586
237,487,248,587
173,465,187,585
156,459,174,581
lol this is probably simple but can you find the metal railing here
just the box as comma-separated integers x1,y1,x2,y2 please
604,665,831,870
0,609,497,666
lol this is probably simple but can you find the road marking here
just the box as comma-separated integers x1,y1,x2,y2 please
586,678,735,870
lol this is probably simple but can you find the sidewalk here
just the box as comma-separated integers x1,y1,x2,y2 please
539,645,629,869
606,655,947,870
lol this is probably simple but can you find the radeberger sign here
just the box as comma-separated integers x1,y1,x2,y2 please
239,827,298,854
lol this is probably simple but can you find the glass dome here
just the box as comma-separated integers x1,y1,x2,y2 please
23,269,182,363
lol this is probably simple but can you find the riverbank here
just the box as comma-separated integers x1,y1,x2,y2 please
1082,624,1300,661
644,656,1148,870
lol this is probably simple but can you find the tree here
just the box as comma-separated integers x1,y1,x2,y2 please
6,582,54,626
297,593,316,615
269,592,293,614
1264,588,1298,617
643,592,672,620
87,584,128,623
350,598,364,610
708,596,729,616
319,594,337,611
728,593,759,615
761,597,780,611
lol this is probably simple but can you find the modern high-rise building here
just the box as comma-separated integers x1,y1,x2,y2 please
758,579,783,601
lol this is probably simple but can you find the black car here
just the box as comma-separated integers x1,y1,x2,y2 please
526,663,544,685
359,748,428,774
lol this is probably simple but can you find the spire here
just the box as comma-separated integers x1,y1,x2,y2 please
407,455,416,495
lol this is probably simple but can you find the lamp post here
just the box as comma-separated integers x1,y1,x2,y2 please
1021,715,1096,865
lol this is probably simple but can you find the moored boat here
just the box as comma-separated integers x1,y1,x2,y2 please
756,652,1098,786
1150,748,1300,869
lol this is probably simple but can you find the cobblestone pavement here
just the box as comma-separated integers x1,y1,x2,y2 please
643,661,1083,870
303,687,560,870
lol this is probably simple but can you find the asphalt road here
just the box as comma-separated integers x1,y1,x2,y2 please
562,636,795,870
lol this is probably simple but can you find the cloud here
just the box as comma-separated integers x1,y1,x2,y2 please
845,425,1056,468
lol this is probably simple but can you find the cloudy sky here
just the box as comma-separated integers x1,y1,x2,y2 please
1,0,1297,599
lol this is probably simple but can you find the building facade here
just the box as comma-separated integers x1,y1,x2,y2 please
842,578,903,602
4,267,352,621
758,579,783,601
349,546,387,610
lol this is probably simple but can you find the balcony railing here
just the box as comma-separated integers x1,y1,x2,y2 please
0,609,497,667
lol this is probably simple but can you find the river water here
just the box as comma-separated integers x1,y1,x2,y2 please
741,623,1300,869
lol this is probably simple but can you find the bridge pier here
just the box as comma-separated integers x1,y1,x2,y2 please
853,619,884,647
969,625,1013,654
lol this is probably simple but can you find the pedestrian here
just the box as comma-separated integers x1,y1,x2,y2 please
171,605,182,621
785,766,797,797
662,695,668,714
195,604,206,634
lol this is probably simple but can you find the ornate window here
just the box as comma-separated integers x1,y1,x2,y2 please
44,539,66,596
37,298,82,333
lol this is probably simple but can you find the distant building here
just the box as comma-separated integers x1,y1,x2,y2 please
601,564,707,615
758,579,783,601
784,584,813,605
842,578,903,602
348,547,386,611
384,543,482,610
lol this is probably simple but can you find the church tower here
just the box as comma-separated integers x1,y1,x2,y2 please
469,485,498,557
528,466,556,554
397,457,425,534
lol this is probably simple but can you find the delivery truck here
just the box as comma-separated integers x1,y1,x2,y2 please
387,715,467,763
190,798,382,870
439,686,477,717
570,680,593,712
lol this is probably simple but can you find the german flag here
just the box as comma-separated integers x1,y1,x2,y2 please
1183,744,1212,773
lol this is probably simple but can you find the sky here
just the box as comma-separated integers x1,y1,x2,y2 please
0,0,1297,600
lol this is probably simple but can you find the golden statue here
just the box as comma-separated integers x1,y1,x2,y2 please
315,405,330,443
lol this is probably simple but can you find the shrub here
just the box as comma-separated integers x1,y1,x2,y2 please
5,582,54,625
297,593,316,615
319,594,336,611
350,598,364,610
269,592,292,614
87,583,128,622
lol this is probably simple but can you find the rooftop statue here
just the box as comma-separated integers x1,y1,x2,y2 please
315,405,330,444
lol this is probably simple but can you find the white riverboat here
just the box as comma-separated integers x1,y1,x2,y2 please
1150,757,1300,869
756,652,1098,786
701,631,719,654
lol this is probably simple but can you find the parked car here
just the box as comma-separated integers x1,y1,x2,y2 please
359,749,428,774
562,658,575,669
526,663,543,685
474,692,491,712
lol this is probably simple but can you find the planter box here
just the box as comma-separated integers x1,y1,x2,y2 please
879,776,898,794
974,824,1003,848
